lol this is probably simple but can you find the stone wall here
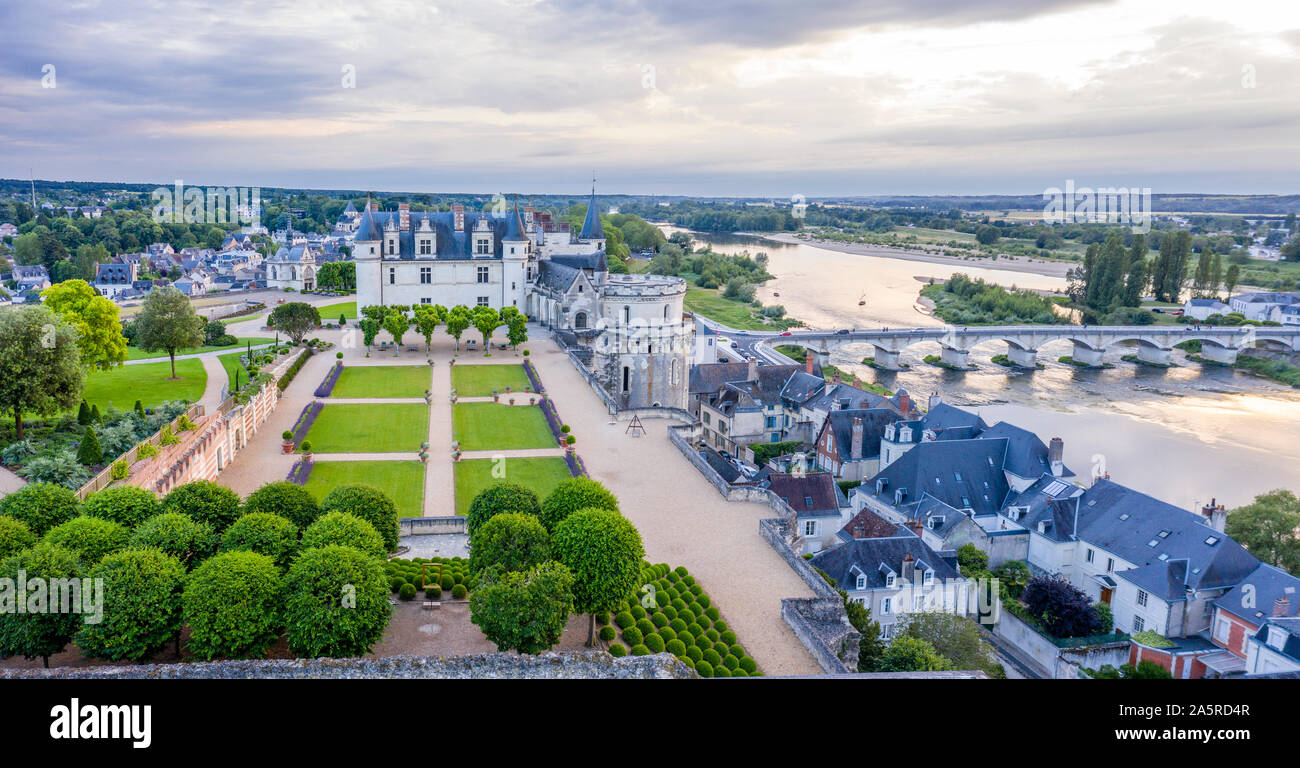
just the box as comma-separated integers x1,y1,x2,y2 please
400,516,467,536
993,609,1129,679
0,651,696,679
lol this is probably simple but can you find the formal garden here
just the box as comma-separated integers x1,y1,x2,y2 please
330,365,432,399
452,402,554,451
303,403,429,453
453,457,571,517
450,363,532,397
303,461,426,519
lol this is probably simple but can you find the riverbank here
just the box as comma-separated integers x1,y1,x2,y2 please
763,232,1075,280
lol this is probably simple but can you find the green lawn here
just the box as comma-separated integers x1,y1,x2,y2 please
304,403,429,453
125,337,274,361
303,460,426,519
450,364,532,397
684,285,800,331
453,457,572,516
81,359,207,412
452,402,555,451
316,301,358,320
332,365,431,398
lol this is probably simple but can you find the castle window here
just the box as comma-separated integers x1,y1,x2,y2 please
388,268,395,285
477,266,489,284
574,312,588,330
420,267,431,284
476,296,489,307
419,239,432,255
622,366,629,392
624,306,630,324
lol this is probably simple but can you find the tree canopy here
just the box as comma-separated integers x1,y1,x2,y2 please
133,286,206,378
0,305,84,437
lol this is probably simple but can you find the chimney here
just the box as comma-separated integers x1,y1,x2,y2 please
747,357,759,382
523,205,534,226
1201,498,1226,533
897,391,911,416
908,519,923,539
452,204,465,232
1274,595,1292,618
805,350,815,376
901,552,916,581
929,390,942,411
1049,437,1064,477
398,203,410,231
851,417,864,460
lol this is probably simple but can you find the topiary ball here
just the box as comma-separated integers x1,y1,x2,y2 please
666,639,687,656
703,648,723,668
630,644,651,657
608,643,627,657
644,633,665,653
451,583,468,599
399,582,417,600
614,611,634,629
599,625,617,642
622,627,643,646
695,660,713,678
739,657,758,674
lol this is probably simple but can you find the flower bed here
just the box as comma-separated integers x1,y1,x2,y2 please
289,401,323,446
539,397,564,441
609,564,759,677
286,457,314,485
523,359,545,394
564,451,588,478
314,362,344,397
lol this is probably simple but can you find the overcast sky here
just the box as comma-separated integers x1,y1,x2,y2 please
2,0,1298,197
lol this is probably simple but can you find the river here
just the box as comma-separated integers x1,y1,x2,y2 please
659,225,1300,510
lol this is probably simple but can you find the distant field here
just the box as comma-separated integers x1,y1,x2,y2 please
82,358,206,411
331,365,431,398
453,457,571,516
303,460,425,518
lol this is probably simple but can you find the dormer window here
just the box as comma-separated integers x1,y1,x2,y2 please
885,574,896,588
855,575,866,590
923,570,934,586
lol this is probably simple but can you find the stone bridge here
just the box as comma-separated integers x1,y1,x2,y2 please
754,325,1300,369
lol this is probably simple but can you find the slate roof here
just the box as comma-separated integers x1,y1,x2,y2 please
1252,617,1300,663
354,208,382,241
536,260,581,293
353,208,539,260
764,472,842,518
977,421,1073,479
867,437,1012,515
923,402,987,434
1006,474,1083,541
94,263,134,284
270,244,315,263
779,371,826,406
503,204,528,241
689,362,752,395
700,448,742,484
1078,479,1259,599
1214,563,1300,625
840,508,902,540
549,252,608,272
820,408,896,461
806,381,889,414
580,191,604,240
810,534,961,591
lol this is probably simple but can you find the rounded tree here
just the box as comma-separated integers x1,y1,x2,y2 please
469,513,551,575
0,483,81,535
43,516,130,565
77,548,186,662
319,485,400,552
0,516,37,559
466,482,541,541
82,485,161,529
129,512,218,570
220,513,300,570
133,286,207,379
0,543,82,667
469,561,575,654
267,302,321,344
540,477,619,532
160,480,242,532
182,550,283,660
301,512,386,560
0,305,83,439
551,509,645,645
283,545,391,658
242,481,321,530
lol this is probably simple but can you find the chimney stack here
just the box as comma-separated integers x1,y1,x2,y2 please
1049,437,1064,477
747,357,759,382
398,203,410,231
851,417,864,460
897,391,911,416
452,204,465,232
928,391,942,411
1274,594,1292,618
805,350,815,376
1201,498,1227,533
901,552,916,581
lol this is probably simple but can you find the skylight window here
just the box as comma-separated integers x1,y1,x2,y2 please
1205,536,1219,546
1158,530,1170,538
1158,553,1169,561
1118,513,1130,520
1044,481,1067,496
954,471,963,481
1147,539,1158,547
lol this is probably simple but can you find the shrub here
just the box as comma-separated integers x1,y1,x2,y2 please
702,648,723,668
539,477,619,532
685,645,704,663
695,660,714,677
0,483,81,535
622,627,643,645
161,480,242,532
631,605,647,620
301,512,386,559
658,626,677,642
644,633,666,653
389,577,407,592
630,644,651,656
284,545,391,657
182,551,283,660
608,643,627,657
77,549,185,662
651,612,669,628
739,656,758,674
221,513,299,569
469,513,550,575
425,585,441,599
319,484,400,552
242,482,321,530
76,425,103,466
599,625,617,641
706,606,720,621
82,486,161,529
399,582,417,600
466,483,542,540
666,639,687,656
451,583,468,599
614,611,634,629
469,562,575,654
594,611,609,626
720,630,737,645
43,517,129,565
129,513,218,570
0,517,37,559
0,543,82,665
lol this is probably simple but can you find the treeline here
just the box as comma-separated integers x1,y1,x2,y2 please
619,200,801,232
1067,231,1242,320
922,274,1068,326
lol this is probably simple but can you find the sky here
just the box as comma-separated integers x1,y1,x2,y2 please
1,0,1298,197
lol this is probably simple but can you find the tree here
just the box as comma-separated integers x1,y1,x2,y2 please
0,482,81,535
1226,490,1300,573
82,486,161,529
466,482,542,540
319,484,400,552
0,543,82,667
203,320,228,346
1223,263,1241,299
1083,660,1172,679
412,304,443,352
472,306,502,351
360,317,381,352
382,308,410,352
75,424,102,466
444,306,471,350
540,477,619,533
0,517,37,560
129,512,218,570
896,613,1004,677
301,512,386,560
220,512,300,570
506,312,528,350
877,636,954,672
993,559,1032,598
41,279,128,371
44,516,129,565
268,302,321,344
283,544,391,658
160,480,242,533
976,225,1000,245
242,481,321,530
551,509,645,645
133,286,206,378
1022,574,1103,638
182,550,283,660
0,305,84,438
469,513,551,575
843,591,885,672
76,548,185,662
469,561,575,654
956,543,988,572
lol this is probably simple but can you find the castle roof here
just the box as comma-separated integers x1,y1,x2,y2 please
580,190,604,240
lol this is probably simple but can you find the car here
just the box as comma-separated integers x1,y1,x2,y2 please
835,329,850,335
779,331,793,336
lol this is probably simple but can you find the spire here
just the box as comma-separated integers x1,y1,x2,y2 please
354,199,381,241
580,177,604,240
503,201,528,241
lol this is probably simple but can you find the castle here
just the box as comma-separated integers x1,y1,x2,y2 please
351,190,692,410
